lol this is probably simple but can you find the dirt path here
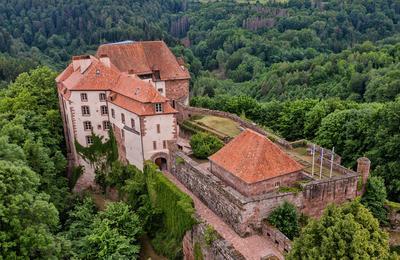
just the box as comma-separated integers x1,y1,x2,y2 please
163,172,284,260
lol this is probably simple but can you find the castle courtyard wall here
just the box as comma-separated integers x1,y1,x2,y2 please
172,151,359,237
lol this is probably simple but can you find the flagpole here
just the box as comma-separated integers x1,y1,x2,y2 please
311,144,315,176
330,147,335,178
319,148,324,179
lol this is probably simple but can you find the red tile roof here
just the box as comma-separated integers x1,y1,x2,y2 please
57,55,120,91
96,41,190,80
209,129,304,184
56,55,177,115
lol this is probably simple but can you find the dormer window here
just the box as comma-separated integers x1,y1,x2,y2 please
96,69,100,76
155,103,163,113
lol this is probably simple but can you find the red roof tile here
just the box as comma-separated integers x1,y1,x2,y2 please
59,56,120,91
96,41,190,80
57,55,177,116
209,129,304,184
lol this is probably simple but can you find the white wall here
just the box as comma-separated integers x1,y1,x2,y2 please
60,90,109,190
142,114,175,160
108,102,144,170
142,78,166,97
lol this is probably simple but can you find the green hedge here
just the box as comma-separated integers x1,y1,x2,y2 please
144,161,196,258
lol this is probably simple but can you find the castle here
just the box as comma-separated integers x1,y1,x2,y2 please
56,41,190,187
57,41,370,259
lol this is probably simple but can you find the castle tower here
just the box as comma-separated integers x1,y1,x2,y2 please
357,157,371,195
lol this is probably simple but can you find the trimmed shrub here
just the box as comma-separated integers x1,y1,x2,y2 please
190,132,224,159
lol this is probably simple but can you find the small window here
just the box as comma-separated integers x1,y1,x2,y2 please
103,121,110,130
121,129,125,140
81,93,88,102
111,108,115,118
86,136,93,145
82,106,90,116
157,88,163,93
157,124,160,133
100,105,108,115
275,181,280,188
83,121,92,131
99,93,106,101
153,141,157,150
121,113,125,124
96,69,100,75
163,140,167,149
155,103,163,113
131,118,135,129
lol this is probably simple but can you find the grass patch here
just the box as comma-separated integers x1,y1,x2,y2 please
192,115,241,138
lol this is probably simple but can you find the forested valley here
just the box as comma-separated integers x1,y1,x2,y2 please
1,0,400,258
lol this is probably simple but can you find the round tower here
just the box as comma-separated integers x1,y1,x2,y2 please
357,157,371,195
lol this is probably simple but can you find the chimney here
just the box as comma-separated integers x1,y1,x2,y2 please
99,54,111,68
72,55,92,73
357,157,371,195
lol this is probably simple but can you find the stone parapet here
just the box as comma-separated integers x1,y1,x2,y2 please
261,221,292,254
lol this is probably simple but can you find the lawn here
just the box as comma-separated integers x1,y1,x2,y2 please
193,115,241,138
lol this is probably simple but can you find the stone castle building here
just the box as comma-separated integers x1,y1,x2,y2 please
56,41,189,187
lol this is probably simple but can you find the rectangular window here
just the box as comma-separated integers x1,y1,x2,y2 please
153,141,157,150
100,105,108,115
121,129,125,140
111,108,115,118
163,140,167,149
83,121,92,131
81,93,88,102
157,88,163,93
103,121,110,130
81,106,90,116
157,124,160,133
121,113,125,124
86,136,93,145
99,93,106,101
131,118,135,129
155,103,163,113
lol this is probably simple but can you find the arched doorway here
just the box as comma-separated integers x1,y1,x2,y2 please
155,157,168,171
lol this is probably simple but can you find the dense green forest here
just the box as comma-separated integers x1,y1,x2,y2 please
1,0,400,258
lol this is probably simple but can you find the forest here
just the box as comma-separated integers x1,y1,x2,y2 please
1,0,400,258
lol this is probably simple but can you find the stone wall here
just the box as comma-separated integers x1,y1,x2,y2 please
261,221,292,254
183,220,245,260
210,160,304,197
165,79,189,104
176,103,293,149
301,174,358,217
172,151,360,236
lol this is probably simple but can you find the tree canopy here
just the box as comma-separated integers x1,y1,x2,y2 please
287,200,391,259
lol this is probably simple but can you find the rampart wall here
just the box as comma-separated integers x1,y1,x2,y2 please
183,219,245,260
